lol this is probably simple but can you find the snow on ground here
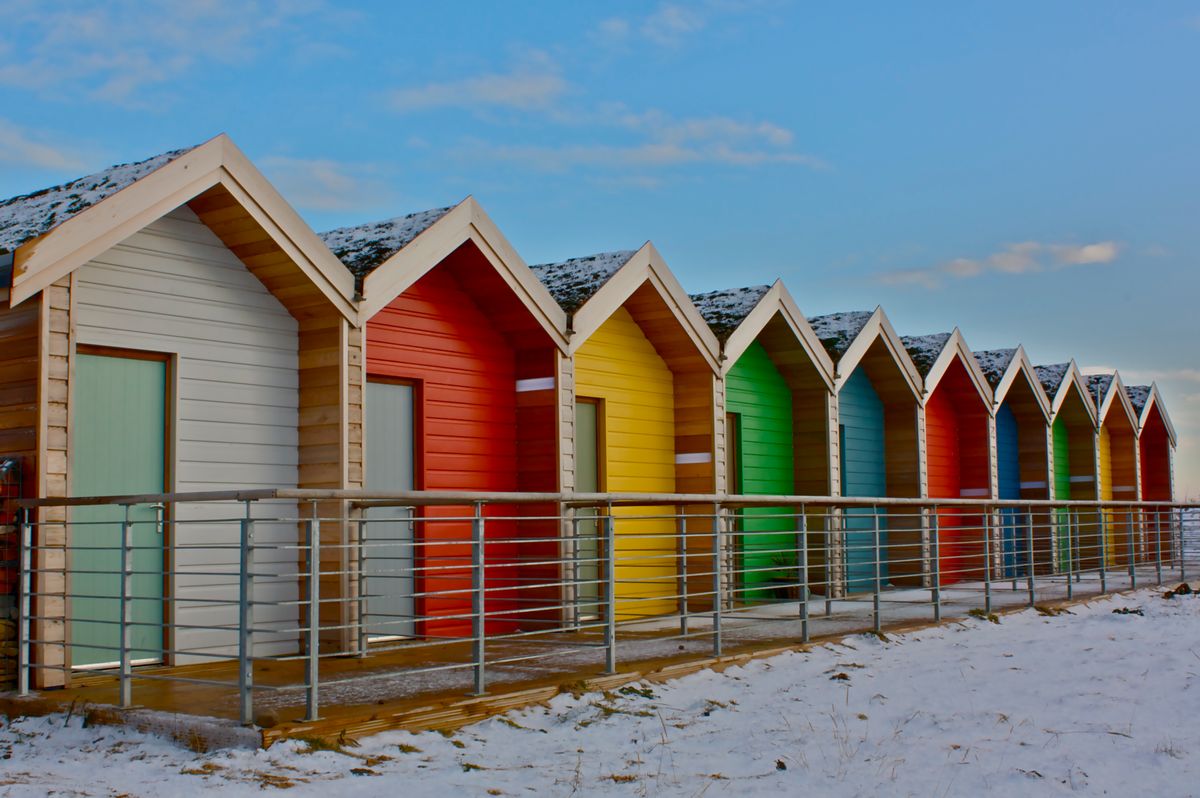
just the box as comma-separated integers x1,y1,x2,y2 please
3,586,1199,796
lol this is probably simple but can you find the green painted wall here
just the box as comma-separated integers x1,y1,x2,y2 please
726,341,795,601
1052,416,1072,571
71,354,166,667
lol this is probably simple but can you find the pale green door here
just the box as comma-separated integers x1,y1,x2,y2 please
364,380,415,638
71,353,167,667
574,400,601,617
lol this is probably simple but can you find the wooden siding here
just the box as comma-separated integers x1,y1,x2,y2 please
575,307,676,619
73,206,301,661
1140,405,1173,501
726,341,795,601
838,368,887,591
365,263,557,635
923,359,990,585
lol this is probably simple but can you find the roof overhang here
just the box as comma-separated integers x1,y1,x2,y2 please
8,134,358,321
359,196,569,351
1050,360,1099,428
1095,372,1139,433
720,279,834,390
568,242,721,371
920,328,994,410
833,306,923,400
992,345,1052,423
1140,383,1178,447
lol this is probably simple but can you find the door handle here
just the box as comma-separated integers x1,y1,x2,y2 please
150,503,165,536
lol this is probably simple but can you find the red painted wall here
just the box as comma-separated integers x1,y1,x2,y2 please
925,358,990,584
366,243,556,636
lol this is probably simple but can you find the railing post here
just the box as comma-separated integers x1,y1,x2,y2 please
603,508,617,674
1070,511,1080,597
566,506,579,628
798,507,809,644
712,505,723,657
676,512,689,637
930,508,941,623
118,504,133,708
1179,507,1187,582
982,509,992,615
471,502,486,696
1097,509,1107,594
871,506,882,633
304,501,320,722
1153,508,1163,586
355,506,367,657
238,500,255,725
17,508,32,696
1026,512,1036,607
1126,509,1137,590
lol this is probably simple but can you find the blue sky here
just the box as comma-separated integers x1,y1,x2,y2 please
1,1,1197,496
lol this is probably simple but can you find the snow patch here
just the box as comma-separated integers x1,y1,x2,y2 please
0,147,194,255
1087,373,1115,407
900,333,951,377
689,285,771,341
530,250,638,313
1127,384,1151,416
1034,363,1070,397
973,348,1017,389
807,310,874,358
320,207,454,284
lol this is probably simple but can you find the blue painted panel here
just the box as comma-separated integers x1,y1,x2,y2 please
995,403,1026,577
839,368,887,590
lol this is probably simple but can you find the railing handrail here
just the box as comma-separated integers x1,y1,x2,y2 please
14,488,1200,511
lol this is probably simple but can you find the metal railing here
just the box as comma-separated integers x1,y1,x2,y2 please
12,490,1198,726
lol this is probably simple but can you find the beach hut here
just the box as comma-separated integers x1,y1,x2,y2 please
901,331,993,585
973,347,1052,576
320,198,569,638
1034,361,1099,572
1086,373,1140,568
0,135,361,685
690,281,835,602
532,246,720,620
1128,384,1176,561
807,308,923,594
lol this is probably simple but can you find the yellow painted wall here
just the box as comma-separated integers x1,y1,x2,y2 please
575,307,677,619
1098,425,1119,567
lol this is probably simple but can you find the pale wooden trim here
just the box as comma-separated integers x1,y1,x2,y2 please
919,328,994,410
567,242,721,370
832,307,924,400
1094,371,1139,432
9,134,357,320
359,197,569,350
1049,360,1099,428
718,279,835,390
992,346,1052,422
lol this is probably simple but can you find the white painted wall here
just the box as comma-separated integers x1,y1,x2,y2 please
74,205,300,660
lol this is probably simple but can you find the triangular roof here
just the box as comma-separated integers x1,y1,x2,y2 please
1034,360,1098,426
976,345,1050,422
808,307,922,398
531,250,639,314
321,197,568,350
1127,383,1177,446
692,280,834,390
901,329,993,407
2,134,357,319
1087,371,1139,431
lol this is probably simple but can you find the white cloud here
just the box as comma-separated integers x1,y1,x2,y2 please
0,1,338,106
642,4,707,46
878,240,1121,288
390,61,569,113
0,119,90,171
258,156,391,213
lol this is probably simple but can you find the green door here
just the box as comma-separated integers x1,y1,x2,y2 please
71,353,167,668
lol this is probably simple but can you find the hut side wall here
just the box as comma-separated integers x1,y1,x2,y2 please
575,307,677,619
73,206,301,661
366,268,530,636
838,368,887,591
726,341,795,601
